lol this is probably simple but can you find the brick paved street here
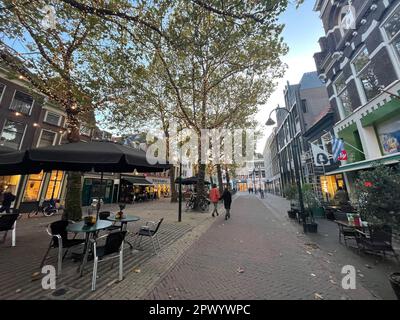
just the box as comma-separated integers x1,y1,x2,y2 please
144,193,399,300
0,198,217,300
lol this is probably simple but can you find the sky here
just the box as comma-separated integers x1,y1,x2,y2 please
256,0,325,153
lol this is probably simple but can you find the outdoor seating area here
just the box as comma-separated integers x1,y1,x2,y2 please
0,199,197,299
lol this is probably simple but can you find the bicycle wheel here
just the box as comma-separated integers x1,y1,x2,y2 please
43,208,57,217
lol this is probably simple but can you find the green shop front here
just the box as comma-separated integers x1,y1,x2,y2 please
331,84,400,197
82,173,117,206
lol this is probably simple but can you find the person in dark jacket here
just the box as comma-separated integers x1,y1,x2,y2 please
0,191,16,213
220,185,232,220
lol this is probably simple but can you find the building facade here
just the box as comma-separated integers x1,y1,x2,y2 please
274,71,334,199
0,69,117,209
314,0,400,199
263,128,281,195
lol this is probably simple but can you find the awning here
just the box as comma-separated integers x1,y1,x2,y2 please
121,176,154,186
326,153,400,175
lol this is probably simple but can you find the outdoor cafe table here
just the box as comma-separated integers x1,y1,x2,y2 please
107,214,141,249
67,220,113,277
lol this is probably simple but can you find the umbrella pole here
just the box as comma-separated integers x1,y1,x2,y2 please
96,172,103,221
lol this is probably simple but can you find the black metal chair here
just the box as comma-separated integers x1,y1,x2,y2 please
357,225,399,262
334,212,359,246
40,220,85,275
134,218,163,254
98,211,121,231
0,213,20,245
90,231,126,291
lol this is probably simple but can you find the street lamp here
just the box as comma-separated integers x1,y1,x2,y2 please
266,106,305,224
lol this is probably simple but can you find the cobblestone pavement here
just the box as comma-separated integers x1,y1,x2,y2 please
0,197,218,300
144,193,398,300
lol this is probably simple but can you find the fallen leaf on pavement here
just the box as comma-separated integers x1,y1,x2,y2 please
237,267,244,273
133,268,141,273
329,279,337,284
314,293,324,300
358,273,364,278
311,273,316,277
365,264,372,269
306,251,312,255
327,252,333,256
15,289,22,293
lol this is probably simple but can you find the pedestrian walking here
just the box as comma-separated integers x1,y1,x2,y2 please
260,189,265,199
220,184,232,220
209,184,220,217
0,190,16,213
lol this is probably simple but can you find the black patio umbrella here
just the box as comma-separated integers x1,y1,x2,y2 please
0,141,170,175
0,145,15,155
174,176,210,185
0,141,171,218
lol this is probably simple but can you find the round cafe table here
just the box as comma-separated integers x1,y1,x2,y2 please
107,214,140,249
67,220,113,276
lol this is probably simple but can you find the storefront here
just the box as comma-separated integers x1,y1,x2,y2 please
22,171,65,202
118,175,155,203
319,173,346,203
82,177,114,206
146,176,170,197
0,175,21,196
236,180,248,192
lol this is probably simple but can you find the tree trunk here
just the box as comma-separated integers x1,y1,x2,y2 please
170,167,178,202
216,164,223,194
63,109,83,221
225,165,230,186
63,171,83,221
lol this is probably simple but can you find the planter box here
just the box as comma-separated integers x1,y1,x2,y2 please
303,222,318,233
287,210,297,219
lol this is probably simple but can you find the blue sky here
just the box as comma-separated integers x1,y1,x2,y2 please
257,0,325,152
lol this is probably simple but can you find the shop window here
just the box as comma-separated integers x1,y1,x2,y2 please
0,175,21,195
377,114,400,155
0,119,26,150
24,172,44,201
9,90,34,115
45,171,64,200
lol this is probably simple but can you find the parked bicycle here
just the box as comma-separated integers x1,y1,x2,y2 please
185,193,210,212
28,199,63,218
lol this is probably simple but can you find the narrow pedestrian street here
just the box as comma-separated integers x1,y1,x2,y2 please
144,193,397,300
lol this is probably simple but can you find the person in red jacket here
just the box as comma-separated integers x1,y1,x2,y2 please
209,184,220,217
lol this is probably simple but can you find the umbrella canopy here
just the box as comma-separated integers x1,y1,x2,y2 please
0,141,170,175
0,145,15,155
175,176,210,185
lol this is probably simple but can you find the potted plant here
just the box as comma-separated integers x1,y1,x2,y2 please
284,184,299,219
355,164,400,299
302,184,319,233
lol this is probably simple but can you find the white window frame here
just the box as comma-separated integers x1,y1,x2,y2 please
9,89,35,115
37,129,57,148
0,119,27,150
351,46,381,104
0,82,5,104
379,2,400,79
333,73,352,119
44,110,62,126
